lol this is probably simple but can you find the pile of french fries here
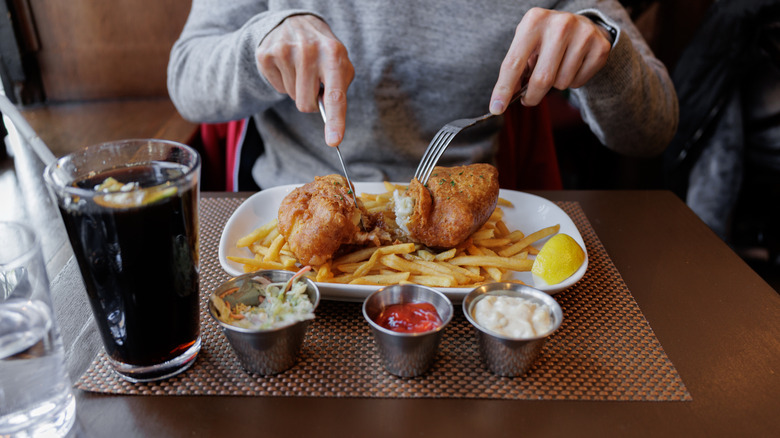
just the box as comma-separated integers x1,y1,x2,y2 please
228,182,560,288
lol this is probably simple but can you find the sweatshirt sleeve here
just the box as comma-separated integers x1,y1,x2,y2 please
167,0,319,123
567,1,679,157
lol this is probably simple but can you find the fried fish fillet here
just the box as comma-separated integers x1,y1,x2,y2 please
278,174,390,265
278,164,498,265
394,163,499,248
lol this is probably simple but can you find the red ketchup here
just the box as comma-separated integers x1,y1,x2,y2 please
375,302,443,333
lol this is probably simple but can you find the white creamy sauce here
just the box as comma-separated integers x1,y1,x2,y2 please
473,295,553,338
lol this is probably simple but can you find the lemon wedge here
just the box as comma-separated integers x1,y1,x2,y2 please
532,233,585,285
94,184,178,208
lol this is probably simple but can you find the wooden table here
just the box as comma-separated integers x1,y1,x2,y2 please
5,140,779,436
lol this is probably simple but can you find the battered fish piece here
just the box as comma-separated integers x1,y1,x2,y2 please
394,163,499,248
278,175,389,265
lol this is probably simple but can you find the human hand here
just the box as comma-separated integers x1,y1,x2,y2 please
256,14,355,146
489,8,613,114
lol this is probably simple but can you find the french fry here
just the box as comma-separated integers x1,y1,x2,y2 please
353,243,415,277
383,181,407,192
366,205,388,214
487,209,503,223
473,238,511,248
448,255,533,271
505,230,526,242
352,255,380,278
415,249,436,261
498,224,560,257
227,255,261,265
470,229,495,241
328,273,357,284
315,261,333,282
333,261,364,273
227,257,289,271
349,272,411,285
467,245,504,282
408,274,456,287
237,219,278,247
480,222,497,234
434,248,457,261
495,219,510,237
380,254,449,279
416,260,478,284
261,228,281,246
464,265,480,276
332,246,380,265
263,234,286,262
249,243,269,257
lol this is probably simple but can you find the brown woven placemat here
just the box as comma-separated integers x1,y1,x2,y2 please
75,196,690,401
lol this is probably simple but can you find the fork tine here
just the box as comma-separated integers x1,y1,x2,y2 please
414,129,447,181
414,83,527,185
415,129,449,183
423,132,457,184
420,130,456,184
415,103,503,185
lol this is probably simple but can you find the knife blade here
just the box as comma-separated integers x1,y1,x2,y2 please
317,90,364,228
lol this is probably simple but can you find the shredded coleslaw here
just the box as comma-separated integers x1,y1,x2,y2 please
211,272,314,330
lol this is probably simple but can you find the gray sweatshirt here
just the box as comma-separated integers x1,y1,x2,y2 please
168,0,678,188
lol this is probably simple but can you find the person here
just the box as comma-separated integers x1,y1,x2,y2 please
664,0,780,260
168,0,678,190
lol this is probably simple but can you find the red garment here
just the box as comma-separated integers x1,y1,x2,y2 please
497,97,563,190
198,119,247,191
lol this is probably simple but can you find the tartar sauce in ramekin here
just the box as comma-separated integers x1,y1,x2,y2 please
473,295,552,338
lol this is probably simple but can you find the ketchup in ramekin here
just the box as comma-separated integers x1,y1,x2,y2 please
375,302,443,333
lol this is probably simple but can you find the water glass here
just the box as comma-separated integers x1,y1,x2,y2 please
0,221,76,437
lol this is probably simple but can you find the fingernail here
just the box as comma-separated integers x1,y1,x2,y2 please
490,99,505,114
326,129,340,145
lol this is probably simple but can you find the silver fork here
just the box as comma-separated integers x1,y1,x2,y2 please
413,84,528,185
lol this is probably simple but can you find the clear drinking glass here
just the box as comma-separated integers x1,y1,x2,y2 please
43,139,202,382
0,221,76,437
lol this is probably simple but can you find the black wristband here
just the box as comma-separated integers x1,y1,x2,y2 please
585,14,618,44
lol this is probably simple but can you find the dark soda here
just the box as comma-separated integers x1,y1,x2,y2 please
59,162,199,367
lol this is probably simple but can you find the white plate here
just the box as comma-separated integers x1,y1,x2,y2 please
218,183,587,302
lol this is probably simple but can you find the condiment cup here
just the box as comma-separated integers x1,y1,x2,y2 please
208,270,320,375
362,284,453,377
463,282,563,377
